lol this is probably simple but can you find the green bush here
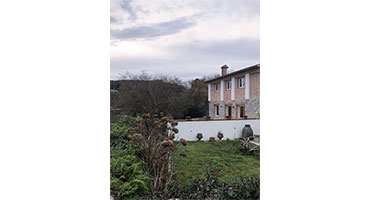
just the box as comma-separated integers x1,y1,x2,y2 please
180,171,260,200
112,115,137,128
110,116,138,151
230,177,260,200
110,116,150,200
110,151,150,199
169,162,260,200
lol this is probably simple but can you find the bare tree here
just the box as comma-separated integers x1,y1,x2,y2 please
112,71,187,118
111,71,210,119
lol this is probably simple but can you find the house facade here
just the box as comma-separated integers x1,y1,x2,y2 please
205,64,260,119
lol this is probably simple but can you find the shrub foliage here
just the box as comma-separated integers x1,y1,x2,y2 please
183,171,260,200
110,116,150,200
110,151,149,199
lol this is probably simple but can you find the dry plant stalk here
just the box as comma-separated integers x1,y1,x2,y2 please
240,137,259,153
129,113,178,196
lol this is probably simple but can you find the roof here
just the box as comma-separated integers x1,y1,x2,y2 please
204,64,260,83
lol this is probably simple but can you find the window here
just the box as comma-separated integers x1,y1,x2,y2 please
214,105,219,116
226,81,231,90
214,83,218,92
226,105,232,117
238,78,245,88
240,106,245,118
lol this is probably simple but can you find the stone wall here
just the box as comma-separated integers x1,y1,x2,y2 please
209,98,260,119
246,98,260,118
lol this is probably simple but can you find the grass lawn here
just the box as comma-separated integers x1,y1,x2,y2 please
173,139,260,189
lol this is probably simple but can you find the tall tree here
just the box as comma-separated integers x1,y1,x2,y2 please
111,72,211,119
112,72,187,119
182,78,208,118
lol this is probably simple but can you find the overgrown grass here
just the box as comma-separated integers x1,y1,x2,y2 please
173,139,260,189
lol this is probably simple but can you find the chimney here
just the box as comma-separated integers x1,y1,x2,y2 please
221,65,229,76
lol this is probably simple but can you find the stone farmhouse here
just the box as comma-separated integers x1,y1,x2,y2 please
205,64,260,119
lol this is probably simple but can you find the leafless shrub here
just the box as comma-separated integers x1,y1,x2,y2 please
168,133,175,141
240,137,259,153
130,113,178,196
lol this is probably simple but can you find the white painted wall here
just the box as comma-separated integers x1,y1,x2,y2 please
208,83,211,101
231,77,236,100
174,119,260,141
220,80,224,100
245,73,250,99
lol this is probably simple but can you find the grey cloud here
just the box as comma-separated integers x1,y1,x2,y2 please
120,0,137,20
110,38,259,80
110,16,117,23
244,0,260,16
111,16,197,40
110,0,260,80
111,56,259,81
110,57,222,80
169,39,260,61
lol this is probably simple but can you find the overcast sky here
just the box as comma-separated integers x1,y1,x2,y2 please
110,0,259,81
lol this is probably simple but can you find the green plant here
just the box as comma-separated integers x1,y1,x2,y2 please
110,116,151,199
180,169,260,199
186,170,226,199
173,140,259,189
229,177,260,200
110,151,150,199
110,116,137,150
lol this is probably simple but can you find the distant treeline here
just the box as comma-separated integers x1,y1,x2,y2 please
111,72,217,120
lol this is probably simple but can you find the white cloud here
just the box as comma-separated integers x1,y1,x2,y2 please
110,0,260,80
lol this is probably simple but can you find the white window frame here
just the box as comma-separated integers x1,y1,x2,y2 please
214,83,219,92
214,105,219,116
226,81,231,90
238,78,245,88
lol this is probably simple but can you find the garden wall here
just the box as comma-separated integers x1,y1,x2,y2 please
174,119,260,141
